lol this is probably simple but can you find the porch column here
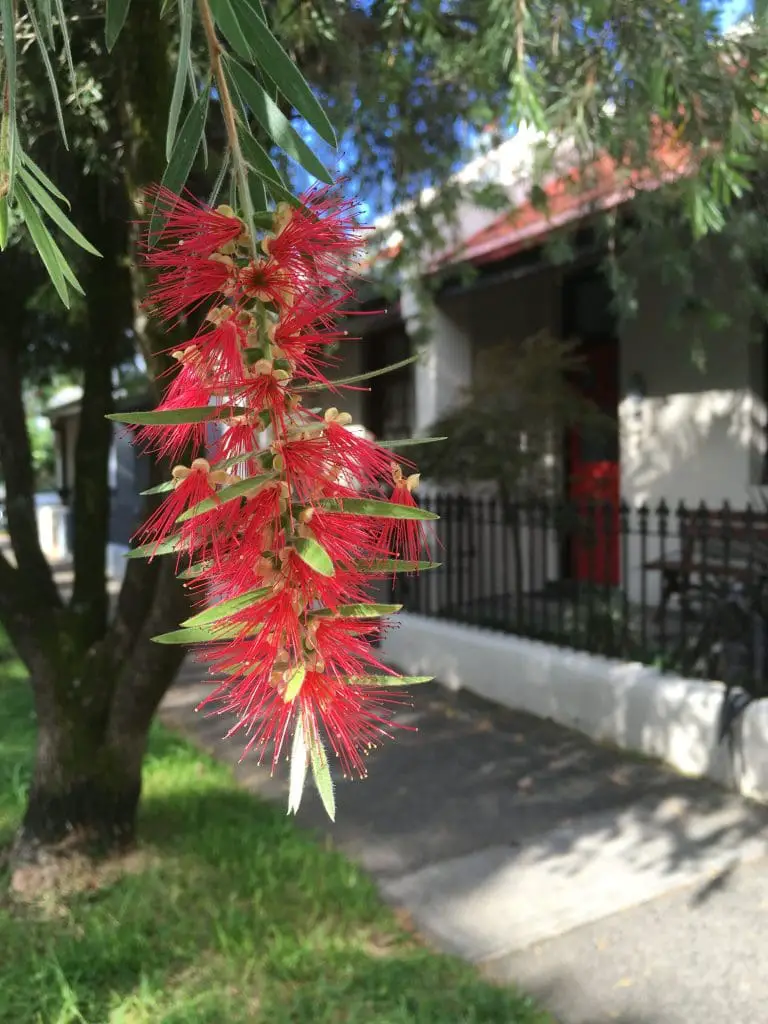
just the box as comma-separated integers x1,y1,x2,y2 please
401,282,472,435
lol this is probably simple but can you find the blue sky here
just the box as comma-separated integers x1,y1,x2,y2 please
289,0,757,221
717,0,752,27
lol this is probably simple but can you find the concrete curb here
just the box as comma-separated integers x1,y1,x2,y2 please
381,612,768,801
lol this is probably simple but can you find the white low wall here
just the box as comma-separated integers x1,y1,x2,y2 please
381,613,768,802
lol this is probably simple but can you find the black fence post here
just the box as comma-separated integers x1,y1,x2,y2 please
620,500,630,653
639,504,649,651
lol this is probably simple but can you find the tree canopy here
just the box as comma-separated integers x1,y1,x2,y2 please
2,2,767,307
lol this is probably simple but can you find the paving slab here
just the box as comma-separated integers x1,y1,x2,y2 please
379,796,768,961
484,855,768,1024
160,663,768,1024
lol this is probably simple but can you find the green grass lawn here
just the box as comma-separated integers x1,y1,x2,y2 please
0,648,550,1024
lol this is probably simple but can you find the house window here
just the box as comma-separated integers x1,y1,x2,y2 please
381,376,414,439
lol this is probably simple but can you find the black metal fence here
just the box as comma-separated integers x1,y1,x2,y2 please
395,493,768,698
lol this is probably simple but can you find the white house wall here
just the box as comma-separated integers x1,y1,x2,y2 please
619,262,761,510
399,245,766,613
619,246,764,606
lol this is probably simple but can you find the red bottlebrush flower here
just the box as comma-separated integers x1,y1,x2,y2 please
233,368,290,436
311,616,392,679
206,587,302,669
376,464,431,562
144,186,244,258
296,505,379,569
271,307,345,388
135,381,214,466
136,459,219,553
204,483,287,595
187,315,249,385
131,177,440,818
323,413,400,489
145,253,237,323
262,188,363,290
284,547,366,613
276,434,334,500
210,666,409,778
239,257,295,309
178,482,243,559
209,418,261,471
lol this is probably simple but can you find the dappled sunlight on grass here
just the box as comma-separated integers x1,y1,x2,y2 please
0,650,550,1024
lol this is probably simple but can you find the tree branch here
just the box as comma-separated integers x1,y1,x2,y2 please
71,180,134,647
107,559,195,742
198,0,257,251
0,340,61,611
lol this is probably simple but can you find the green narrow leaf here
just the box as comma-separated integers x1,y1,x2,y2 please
44,228,85,296
35,0,55,46
176,474,271,523
297,355,419,392
218,447,265,470
249,173,268,214
52,0,77,100
233,0,337,148
182,585,271,628
186,59,209,170
224,56,332,184
0,196,8,250
292,536,335,577
282,663,306,704
150,85,210,245
239,0,266,19
311,603,402,619
288,715,309,816
105,0,132,50
25,0,68,147
21,153,70,205
177,559,213,580
15,185,69,307
318,497,439,521
19,167,100,256
237,128,294,200
126,535,183,559
359,559,442,574
309,732,335,822
106,404,244,426
207,149,231,206
151,623,242,644
378,436,448,449
208,0,252,60
353,674,434,688
166,0,193,160
1,0,17,197
140,480,176,495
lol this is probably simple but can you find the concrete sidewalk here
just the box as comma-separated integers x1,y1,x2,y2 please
161,663,768,1024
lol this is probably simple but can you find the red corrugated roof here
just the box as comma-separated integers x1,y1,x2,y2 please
443,128,693,269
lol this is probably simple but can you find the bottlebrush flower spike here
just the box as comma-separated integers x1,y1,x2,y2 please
146,251,238,324
120,180,441,821
144,187,245,258
136,458,228,553
377,464,432,562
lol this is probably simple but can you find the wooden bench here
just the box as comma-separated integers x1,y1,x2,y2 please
644,509,768,618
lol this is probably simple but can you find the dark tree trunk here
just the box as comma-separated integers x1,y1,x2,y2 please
18,697,145,856
10,556,192,865
1,2,194,875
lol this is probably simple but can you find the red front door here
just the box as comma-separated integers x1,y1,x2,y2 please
568,340,620,586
